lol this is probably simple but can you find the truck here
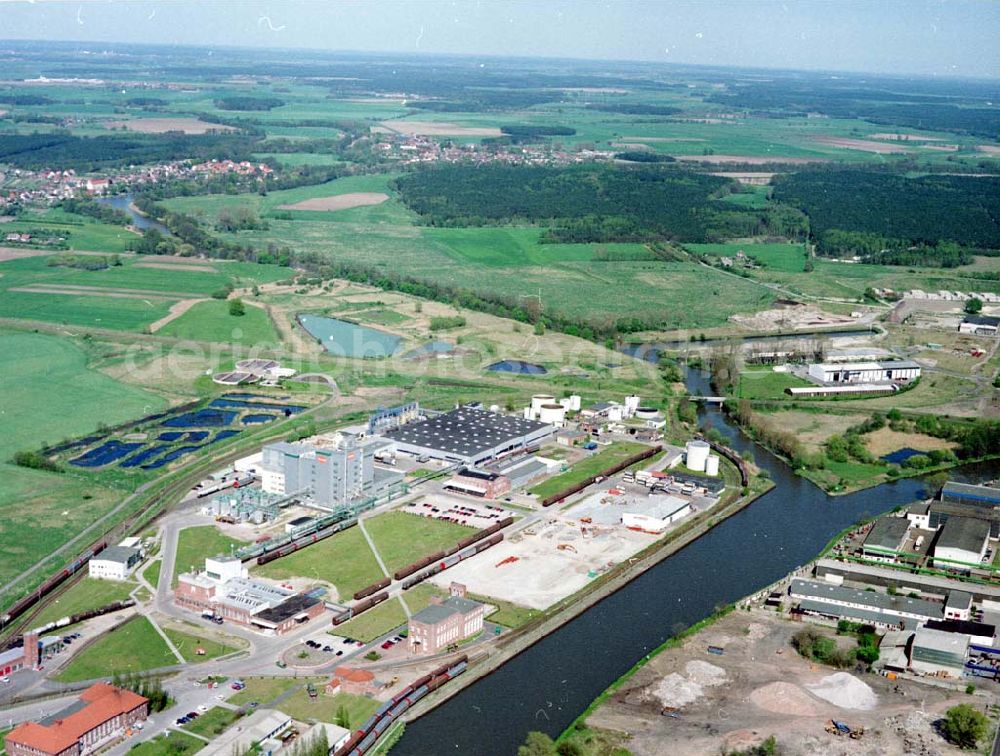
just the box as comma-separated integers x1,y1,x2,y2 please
583,442,598,451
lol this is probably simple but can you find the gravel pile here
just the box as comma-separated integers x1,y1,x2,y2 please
806,672,878,710
653,672,706,708
884,710,945,756
750,681,826,716
685,660,728,687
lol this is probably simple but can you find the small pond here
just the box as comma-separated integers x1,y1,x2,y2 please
298,314,401,358
486,359,547,375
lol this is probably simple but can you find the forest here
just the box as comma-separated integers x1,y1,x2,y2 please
394,164,806,243
213,96,286,111
773,171,1000,249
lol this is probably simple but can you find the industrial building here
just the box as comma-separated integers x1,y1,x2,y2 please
806,360,921,384
861,517,911,563
621,496,691,534
933,516,991,569
175,558,323,635
408,593,485,655
945,591,974,621
259,433,402,509
197,709,291,756
959,315,1000,335
367,402,420,435
932,482,1000,538
789,578,944,629
444,468,511,499
88,544,142,581
383,405,553,465
490,455,554,490
4,683,148,756
910,626,970,677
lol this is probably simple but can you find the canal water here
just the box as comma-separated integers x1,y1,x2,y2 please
97,193,172,235
394,361,1000,755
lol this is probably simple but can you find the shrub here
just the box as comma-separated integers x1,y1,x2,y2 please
429,315,466,331
228,298,246,317
941,703,988,749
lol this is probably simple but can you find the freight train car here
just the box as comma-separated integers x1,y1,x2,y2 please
541,445,661,507
392,550,445,581
256,524,345,566
353,577,390,601
0,540,107,626
330,591,389,626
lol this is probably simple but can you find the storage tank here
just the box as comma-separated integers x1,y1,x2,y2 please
705,454,720,476
634,406,660,421
538,403,567,426
523,407,533,420
531,395,556,417
685,440,711,472
624,395,641,417
564,394,582,412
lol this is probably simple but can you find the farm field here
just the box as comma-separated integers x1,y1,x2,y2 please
530,441,649,500
157,300,280,345
56,615,178,681
253,525,383,601
29,577,136,629
365,511,476,574
172,526,248,586
686,242,809,273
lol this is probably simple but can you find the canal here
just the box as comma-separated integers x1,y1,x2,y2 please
394,361,999,755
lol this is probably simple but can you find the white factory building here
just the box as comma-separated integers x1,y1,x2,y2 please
807,361,921,385
88,540,143,581
622,495,691,534
932,516,991,570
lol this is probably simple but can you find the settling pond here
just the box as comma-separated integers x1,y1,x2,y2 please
392,363,1000,755
297,314,401,358
486,359,547,375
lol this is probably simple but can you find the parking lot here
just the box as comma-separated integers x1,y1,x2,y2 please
402,493,511,528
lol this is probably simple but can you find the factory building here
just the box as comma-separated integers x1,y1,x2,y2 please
444,468,511,499
945,591,974,621
910,626,970,677
408,591,484,655
959,315,1000,336
806,361,921,384
259,434,401,509
88,545,142,582
861,517,911,563
4,683,148,756
933,516,991,570
789,578,944,629
621,496,691,534
176,558,323,635
384,406,553,465
932,482,1000,538
490,455,554,490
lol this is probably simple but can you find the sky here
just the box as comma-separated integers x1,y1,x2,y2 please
1,0,998,79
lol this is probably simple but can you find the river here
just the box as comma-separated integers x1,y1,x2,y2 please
97,193,172,236
393,362,1000,755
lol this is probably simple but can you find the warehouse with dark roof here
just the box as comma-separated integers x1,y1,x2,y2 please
383,406,554,464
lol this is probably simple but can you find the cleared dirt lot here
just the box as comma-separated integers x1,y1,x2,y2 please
104,117,236,134
588,610,991,756
380,120,502,137
277,192,390,212
430,516,656,609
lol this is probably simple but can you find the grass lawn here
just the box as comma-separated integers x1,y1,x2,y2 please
467,593,540,629
157,300,280,346
327,597,407,643
229,677,301,707
181,707,241,738
736,369,813,400
349,308,411,327
529,441,649,500
162,626,241,662
278,690,378,730
365,511,476,574
142,559,162,590
254,525,382,601
128,731,204,756
56,616,177,682
31,578,136,629
173,526,247,587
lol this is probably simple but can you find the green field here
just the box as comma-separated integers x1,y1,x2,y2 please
328,596,407,643
172,527,247,586
142,559,162,590
30,577,136,628
365,511,476,574
128,731,203,756
278,689,379,729
253,524,383,600
56,616,177,681
163,626,240,662
530,442,649,500
157,300,280,345
737,369,813,400
229,677,300,707
181,707,240,738
686,242,809,273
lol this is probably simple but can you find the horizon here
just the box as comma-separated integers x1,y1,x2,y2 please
1,0,998,80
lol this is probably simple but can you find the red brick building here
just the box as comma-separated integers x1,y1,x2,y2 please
444,468,511,499
408,595,485,655
4,683,148,756
331,666,376,696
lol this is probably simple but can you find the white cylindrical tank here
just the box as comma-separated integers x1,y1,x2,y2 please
538,403,567,426
686,440,711,472
705,454,720,476
523,407,533,420
531,395,556,416
635,406,660,421
624,395,641,416
567,394,581,411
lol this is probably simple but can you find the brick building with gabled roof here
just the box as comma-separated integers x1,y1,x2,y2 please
4,683,148,756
